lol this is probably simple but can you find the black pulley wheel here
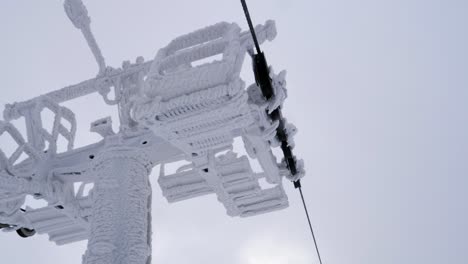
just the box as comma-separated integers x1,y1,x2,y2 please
16,227,36,238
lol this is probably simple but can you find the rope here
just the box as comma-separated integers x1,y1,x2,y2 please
240,0,262,54
239,1,325,263
298,183,323,264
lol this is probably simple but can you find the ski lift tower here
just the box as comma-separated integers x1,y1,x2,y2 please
0,1,304,263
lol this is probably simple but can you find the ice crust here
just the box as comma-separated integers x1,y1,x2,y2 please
0,1,304,263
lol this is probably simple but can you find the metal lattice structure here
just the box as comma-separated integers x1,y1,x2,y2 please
0,1,304,263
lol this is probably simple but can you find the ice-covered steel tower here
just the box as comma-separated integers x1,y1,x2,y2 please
0,1,304,263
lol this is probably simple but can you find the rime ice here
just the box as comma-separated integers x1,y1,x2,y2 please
0,0,303,263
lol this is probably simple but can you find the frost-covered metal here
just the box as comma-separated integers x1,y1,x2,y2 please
0,0,304,263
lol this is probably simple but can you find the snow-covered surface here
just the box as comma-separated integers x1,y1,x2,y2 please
0,0,302,263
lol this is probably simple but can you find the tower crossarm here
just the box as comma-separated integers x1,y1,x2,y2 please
0,7,304,253
4,60,152,115
0,129,183,243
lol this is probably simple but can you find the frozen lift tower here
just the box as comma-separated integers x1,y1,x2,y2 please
0,0,307,263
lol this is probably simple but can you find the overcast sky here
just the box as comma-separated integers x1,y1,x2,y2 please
1,0,467,264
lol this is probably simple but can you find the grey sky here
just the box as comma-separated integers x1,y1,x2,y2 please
1,0,467,264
